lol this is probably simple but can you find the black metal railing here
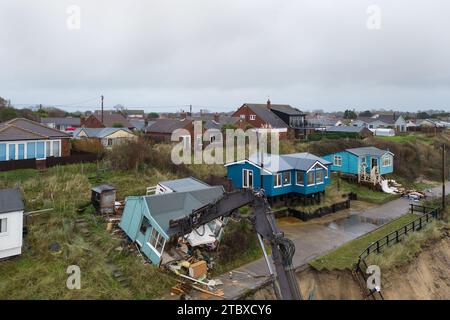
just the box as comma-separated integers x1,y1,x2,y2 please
358,205,440,262
354,204,441,300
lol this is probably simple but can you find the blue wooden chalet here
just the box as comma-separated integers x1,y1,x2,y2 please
322,147,394,177
225,153,332,203
119,179,224,265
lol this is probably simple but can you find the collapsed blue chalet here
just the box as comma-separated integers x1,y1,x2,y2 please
225,153,332,203
322,147,394,176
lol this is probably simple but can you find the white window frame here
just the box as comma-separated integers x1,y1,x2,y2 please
333,155,342,167
274,173,282,188
242,169,254,189
0,217,7,235
250,114,256,121
295,170,304,186
382,154,392,167
282,171,291,186
240,114,246,120
147,227,166,256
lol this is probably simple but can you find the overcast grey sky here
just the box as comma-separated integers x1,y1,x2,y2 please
1,0,449,112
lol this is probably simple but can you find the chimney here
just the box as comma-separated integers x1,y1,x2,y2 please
180,111,187,120
214,112,220,123
267,99,271,109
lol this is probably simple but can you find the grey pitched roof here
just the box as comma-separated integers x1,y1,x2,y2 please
346,147,392,157
0,118,70,141
0,188,24,214
269,104,304,116
91,112,132,128
41,117,81,126
145,118,192,134
326,126,367,133
129,119,146,130
159,177,211,193
246,152,331,173
73,127,133,138
203,116,240,130
243,104,288,128
144,186,224,237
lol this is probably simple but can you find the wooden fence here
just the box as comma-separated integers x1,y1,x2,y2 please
0,152,99,172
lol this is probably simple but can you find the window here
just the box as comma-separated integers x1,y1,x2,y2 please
274,173,282,187
296,171,304,185
17,144,24,160
46,141,51,157
107,138,113,147
36,142,45,159
24,141,35,159
0,218,7,234
283,171,291,185
333,155,342,166
140,216,150,234
250,114,256,121
382,154,392,167
52,141,60,157
240,114,246,120
307,171,315,185
243,169,253,188
8,144,15,160
0,144,6,161
149,228,165,254
316,170,324,184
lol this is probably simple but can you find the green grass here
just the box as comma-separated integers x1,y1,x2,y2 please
210,220,264,276
310,213,418,271
374,134,434,145
0,163,179,299
367,218,448,270
329,176,400,204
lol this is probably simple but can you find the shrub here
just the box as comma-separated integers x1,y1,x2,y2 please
72,139,105,157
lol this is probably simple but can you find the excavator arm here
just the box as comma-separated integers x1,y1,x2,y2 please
168,189,302,300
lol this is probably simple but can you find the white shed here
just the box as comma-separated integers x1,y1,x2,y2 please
0,188,24,260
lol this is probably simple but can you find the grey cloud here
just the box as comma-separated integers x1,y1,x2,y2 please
0,0,449,111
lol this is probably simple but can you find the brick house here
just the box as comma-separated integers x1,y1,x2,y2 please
82,111,133,129
145,118,194,147
232,101,295,139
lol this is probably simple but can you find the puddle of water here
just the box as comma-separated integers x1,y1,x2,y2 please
326,214,389,237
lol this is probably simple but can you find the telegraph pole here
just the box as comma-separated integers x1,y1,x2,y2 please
101,95,104,125
442,144,446,211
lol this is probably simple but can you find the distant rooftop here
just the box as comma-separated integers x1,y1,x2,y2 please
346,147,392,157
